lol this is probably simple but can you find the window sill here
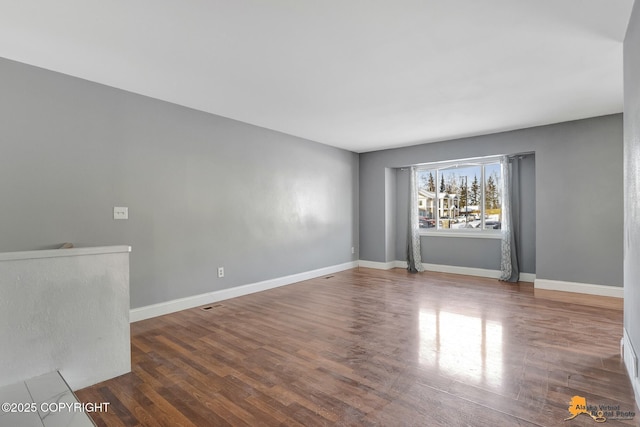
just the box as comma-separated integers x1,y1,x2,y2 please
419,230,502,239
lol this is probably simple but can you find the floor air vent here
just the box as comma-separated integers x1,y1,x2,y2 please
200,304,224,311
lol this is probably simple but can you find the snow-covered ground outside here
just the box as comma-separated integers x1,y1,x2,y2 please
422,214,501,230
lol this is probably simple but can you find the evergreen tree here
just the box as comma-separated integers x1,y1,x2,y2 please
470,175,480,205
439,174,445,193
427,172,435,192
485,175,498,209
459,177,468,209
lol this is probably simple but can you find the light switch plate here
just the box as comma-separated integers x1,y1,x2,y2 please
114,207,128,220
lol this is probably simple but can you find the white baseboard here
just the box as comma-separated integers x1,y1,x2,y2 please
534,278,623,298
130,261,358,322
623,329,640,405
358,260,397,270
423,263,502,279
377,260,536,283
519,273,536,283
368,260,502,279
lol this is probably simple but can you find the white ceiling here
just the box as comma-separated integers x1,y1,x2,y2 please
0,1,635,153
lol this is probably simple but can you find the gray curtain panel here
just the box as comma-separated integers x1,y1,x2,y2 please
500,156,520,282
407,166,425,273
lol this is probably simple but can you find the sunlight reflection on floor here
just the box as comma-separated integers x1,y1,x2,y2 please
419,308,503,388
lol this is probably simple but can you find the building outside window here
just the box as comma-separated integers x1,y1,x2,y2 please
416,157,502,233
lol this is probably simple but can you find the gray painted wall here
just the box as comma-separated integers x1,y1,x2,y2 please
518,156,536,274
359,155,385,264
0,57,359,309
384,168,397,262
624,0,640,400
361,114,623,286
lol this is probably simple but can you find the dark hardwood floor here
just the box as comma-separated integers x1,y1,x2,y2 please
76,268,638,426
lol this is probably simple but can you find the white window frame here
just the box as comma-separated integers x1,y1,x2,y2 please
416,155,503,239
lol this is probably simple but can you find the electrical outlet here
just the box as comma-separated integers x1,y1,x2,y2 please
351,246,355,254
217,267,224,278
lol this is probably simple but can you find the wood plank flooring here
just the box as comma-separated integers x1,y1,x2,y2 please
76,268,638,426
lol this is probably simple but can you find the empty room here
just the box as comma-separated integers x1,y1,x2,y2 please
1,1,640,426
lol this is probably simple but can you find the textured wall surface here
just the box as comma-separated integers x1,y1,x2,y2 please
0,246,130,390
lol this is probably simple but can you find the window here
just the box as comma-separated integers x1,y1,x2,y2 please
416,157,502,234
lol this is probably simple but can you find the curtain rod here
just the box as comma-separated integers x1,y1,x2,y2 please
507,150,535,159
398,151,535,170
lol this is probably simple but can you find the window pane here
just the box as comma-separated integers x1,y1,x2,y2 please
416,159,502,233
483,163,502,230
442,165,482,229
417,169,436,228
439,169,456,229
